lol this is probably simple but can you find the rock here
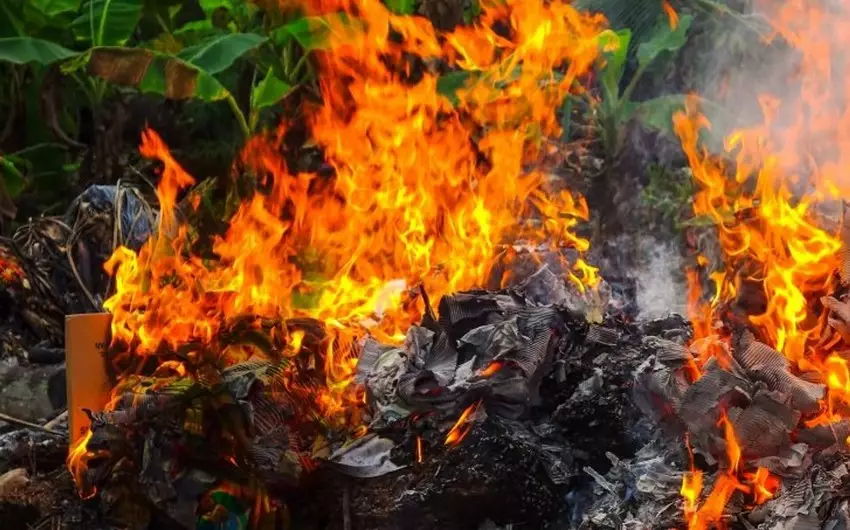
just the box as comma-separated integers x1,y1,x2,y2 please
0,359,66,423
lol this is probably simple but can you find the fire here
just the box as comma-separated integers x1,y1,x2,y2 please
68,430,97,500
680,471,702,521
444,400,482,446
684,413,779,529
745,467,779,505
681,434,703,521
480,360,504,378
719,413,740,474
69,0,608,496
662,0,679,30
676,0,850,526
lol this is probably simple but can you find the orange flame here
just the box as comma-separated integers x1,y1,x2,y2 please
69,0,608,496
662,0,679,30
681,434,703,521
481,361,504,378
719,413,740,474
445,400,482,446
683,411,779,529
680,471,703,522
745,466,780,505
101,0,604,416
676,0,850,525
67,430,97,500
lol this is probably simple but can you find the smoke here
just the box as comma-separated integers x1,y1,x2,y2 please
684,0,850,196
634,237,688,320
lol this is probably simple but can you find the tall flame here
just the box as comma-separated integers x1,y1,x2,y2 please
677,0,850,527
70,0,609,494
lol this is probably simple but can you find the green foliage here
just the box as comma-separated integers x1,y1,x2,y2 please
71,0,144,47
251,67,293,122
177,32,266,73
574,0,663,58
642,163,695,228
589,13,695,161
385,0,417,15
0,37,77,64
31,0,83,18
0,0,341,218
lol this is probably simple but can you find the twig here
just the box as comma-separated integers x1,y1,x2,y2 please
43,410,67,432
0,411,64,436
65,243,99,310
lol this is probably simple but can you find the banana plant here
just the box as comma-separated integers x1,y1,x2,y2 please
588,12,695,162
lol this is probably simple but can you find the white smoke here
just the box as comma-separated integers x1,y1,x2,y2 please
634,237,688,320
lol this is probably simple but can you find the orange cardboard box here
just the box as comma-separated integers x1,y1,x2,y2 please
65,313,112,444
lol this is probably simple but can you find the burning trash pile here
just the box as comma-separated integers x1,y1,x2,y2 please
55,1,658,528
11,0,850,528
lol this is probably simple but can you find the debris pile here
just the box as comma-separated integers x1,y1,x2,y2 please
60,254,703,530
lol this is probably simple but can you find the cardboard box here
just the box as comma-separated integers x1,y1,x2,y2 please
65,313,112,444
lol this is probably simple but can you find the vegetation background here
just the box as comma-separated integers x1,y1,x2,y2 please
0,0,767,252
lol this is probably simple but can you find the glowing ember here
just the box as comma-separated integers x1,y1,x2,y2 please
0,248,23,285
68,0,607,497
416,436,424,463
481,361,504,378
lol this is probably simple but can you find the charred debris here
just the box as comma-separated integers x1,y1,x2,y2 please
0,185,696,530
5,185,850,530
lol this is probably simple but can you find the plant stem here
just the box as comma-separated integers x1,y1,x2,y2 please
226,93,251,139
155,13,172,35
10,143,68,156
290,54,310,82
620,62,649,107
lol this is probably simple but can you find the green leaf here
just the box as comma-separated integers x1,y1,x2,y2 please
636,14,693,69
597,28,630,99
632,94,737,154
0,157,25,198
87,46,231,101
437,70,476,106
0,37,78,64
384,0,415,15
173,19,215,36
31,0,82,17
177,32,266,74
198,0,232,15
251,67,292,110
560,95,573,142
270,13,357,51
0,1,26,38
574,0,662,56
71,0,144,47
630,94,683,134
